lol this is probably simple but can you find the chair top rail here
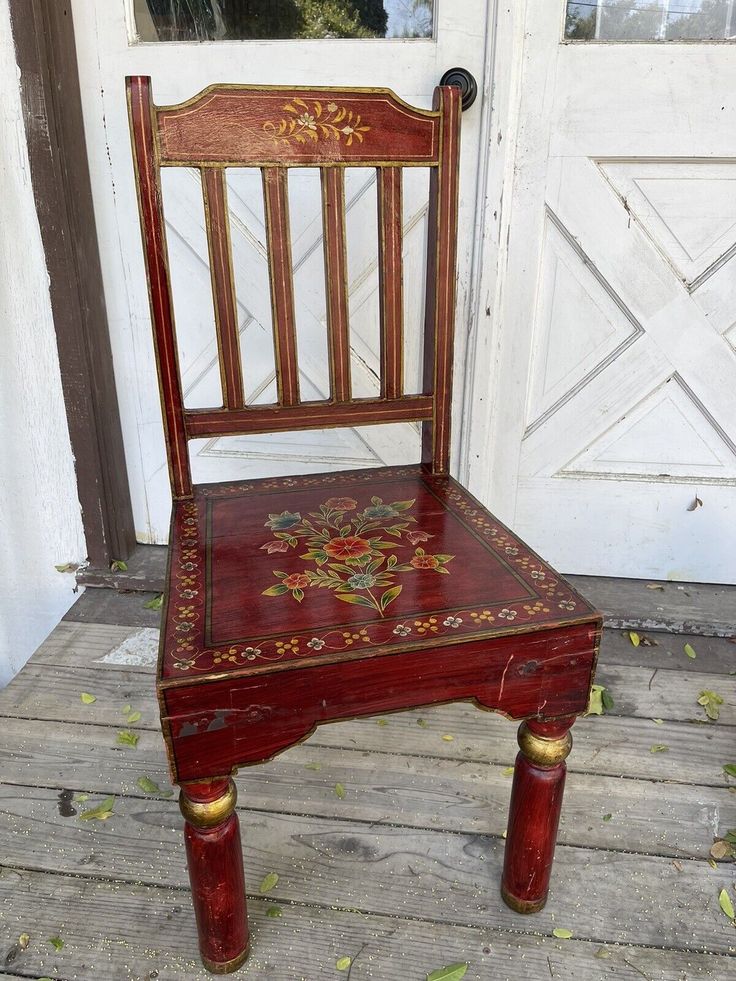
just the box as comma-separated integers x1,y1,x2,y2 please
139,80,441,167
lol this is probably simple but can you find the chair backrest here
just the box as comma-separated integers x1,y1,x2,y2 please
127,76,461,499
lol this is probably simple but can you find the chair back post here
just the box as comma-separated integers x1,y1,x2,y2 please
126,77,462,495
127,75,193,498
422,84,462,475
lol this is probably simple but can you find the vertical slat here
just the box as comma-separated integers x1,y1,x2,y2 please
321,168,351,401
422,85,462,473
376,167,403,399
127,75,192,498
262,167,300,406
201,169,245,409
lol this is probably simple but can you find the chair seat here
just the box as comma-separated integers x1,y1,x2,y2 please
161,464,597,685
159,465,600,781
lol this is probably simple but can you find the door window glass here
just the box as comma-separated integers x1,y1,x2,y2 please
133,0,434,42
565,1,736,40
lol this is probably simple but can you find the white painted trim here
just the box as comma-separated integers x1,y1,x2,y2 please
458,0,529,522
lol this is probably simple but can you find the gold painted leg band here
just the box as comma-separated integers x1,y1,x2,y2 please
517,722,572,767
180,778,238,829
202,943,250,974
501,883,548,914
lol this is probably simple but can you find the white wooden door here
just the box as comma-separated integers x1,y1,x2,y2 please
71,0,489,543
466,0,736,583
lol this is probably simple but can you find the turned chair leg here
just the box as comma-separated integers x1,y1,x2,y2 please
501,717,574,914
179,777,250,974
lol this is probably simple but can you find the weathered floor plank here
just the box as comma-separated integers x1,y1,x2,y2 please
1,662,735,787
0,717,734,861
567,575,736,636
31,618,736,677
2,588,735,979
1,868,731,981
5,650,736,731
0,784,735,956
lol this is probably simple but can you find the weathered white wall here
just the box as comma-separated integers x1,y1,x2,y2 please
0,0,86,687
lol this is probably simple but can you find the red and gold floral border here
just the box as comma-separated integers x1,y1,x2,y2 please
162,467,596,679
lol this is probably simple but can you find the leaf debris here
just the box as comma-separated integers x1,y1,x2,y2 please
259,872,279,894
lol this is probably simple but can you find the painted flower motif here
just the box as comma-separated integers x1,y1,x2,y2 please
175,622,193,633
261,540,290,554
346,573,377,590
307,637,326,650
363,504,398,520
410,554,440,570
173,658,195,670
180,589,198,599
393,624,411,636
498,608,518,620
531,570,546,580
558,600,576,611
327,102,338,112
297,112,317,129
267,511,302,530
283,573,310,590
443,616,463,628
325,496,358,511
505,547,519,556
243,646,262,657
324,536,372,560
407,530,433,545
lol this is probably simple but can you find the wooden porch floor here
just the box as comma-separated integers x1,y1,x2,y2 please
0,582,735,980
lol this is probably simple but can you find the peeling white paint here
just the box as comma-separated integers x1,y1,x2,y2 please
0,0,86,687
96,627,159,666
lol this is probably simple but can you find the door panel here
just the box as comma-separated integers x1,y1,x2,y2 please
71,0,488,541
480,2,736,582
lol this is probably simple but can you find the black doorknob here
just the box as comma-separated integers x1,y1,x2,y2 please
439,67,478,111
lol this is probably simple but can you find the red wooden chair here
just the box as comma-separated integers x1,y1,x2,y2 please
127,76,601,974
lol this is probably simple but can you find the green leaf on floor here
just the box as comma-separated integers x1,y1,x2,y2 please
336,956,352,971
725,829,736,845
628,631,640,647
427,964,468,981
18,934,30,949
650,744,669,753
136,776,173,797
78,796,114,821
117,730,140,748
47,936,64,951
719,887,735,920
377,719,388,726
304,761,322,771
335,783,346,799
602,813,613,822
265,906,282,918
126,710,142,724
417,718,429,728
73,793,88,803
123,704,131,714
80,692,96,704
259,872,279,894
502,767,515,776
144,593,164,610
684,643,697,659
594,948,611,958
552,928,573,939
442,733,455,742
110,559,128,572
652,718,664,725
586,684,613,716
698,690,724,721
724,764,736,778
